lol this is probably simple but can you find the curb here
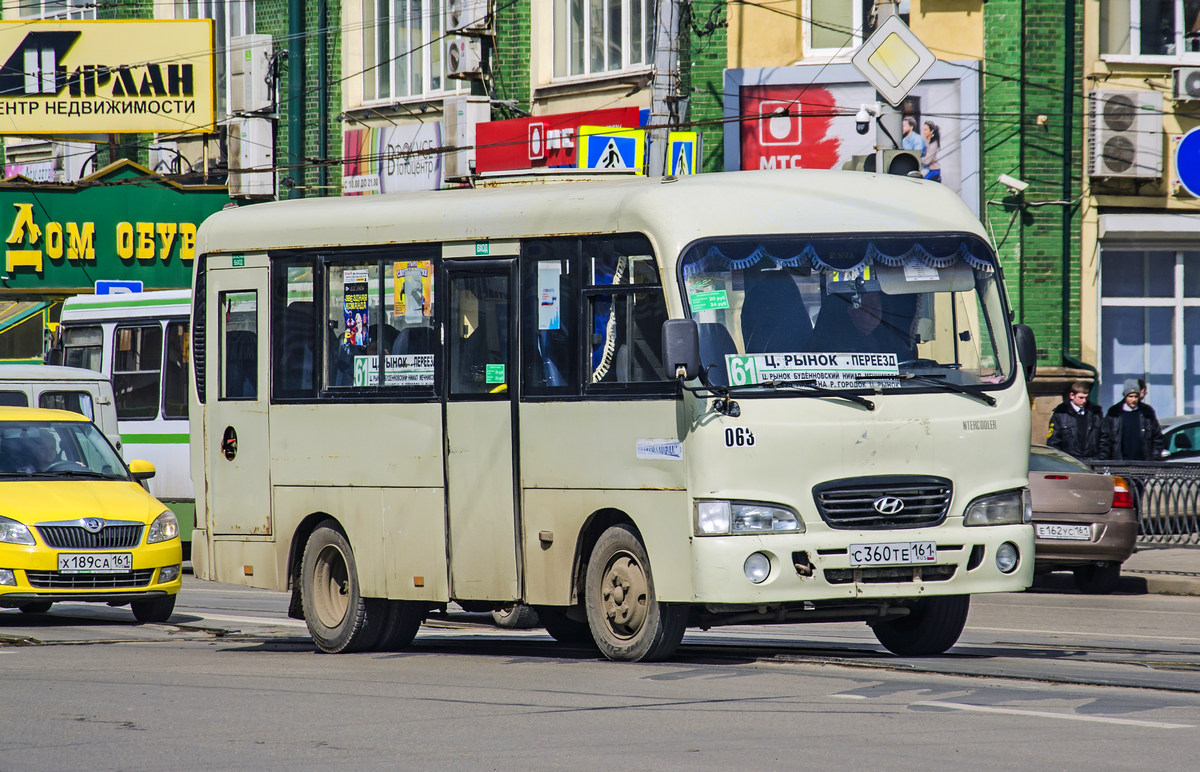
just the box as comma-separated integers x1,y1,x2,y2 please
1123,572,1200,597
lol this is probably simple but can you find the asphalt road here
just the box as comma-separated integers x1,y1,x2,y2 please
2,576,1199,770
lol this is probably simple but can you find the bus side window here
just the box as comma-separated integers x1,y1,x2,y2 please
449,275,509,397
273,259,318,399
39,391,95,421
521,239,578,396
219,292,258,400
162,320,190,418
63,325,103,372
113,324,163,419
0,391,28,407
324,263,379,388
584,237,670,387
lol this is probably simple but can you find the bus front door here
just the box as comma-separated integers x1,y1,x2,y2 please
203,262,272,537
444,262,520,602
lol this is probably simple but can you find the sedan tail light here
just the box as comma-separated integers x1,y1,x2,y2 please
1112,476,1135,509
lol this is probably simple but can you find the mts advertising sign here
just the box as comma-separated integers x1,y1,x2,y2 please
0,21,215,134
475,107,640,174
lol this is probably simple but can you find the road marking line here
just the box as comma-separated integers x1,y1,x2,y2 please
967,626,1200,643
913,701,1193,729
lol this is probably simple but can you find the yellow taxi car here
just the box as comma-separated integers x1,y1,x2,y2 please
0,406,182,622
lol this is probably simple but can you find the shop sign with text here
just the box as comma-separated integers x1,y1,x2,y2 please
475,107,640,174
0,21,215,134
342,123,443,194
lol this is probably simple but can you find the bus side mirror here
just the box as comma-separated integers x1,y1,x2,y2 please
662,319,700,381
1013,323,1037,382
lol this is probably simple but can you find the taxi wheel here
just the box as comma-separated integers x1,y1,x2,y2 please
584,524,687,662
19,602,53,614
131,595,176,624
870,595,970,656
300,520,385,653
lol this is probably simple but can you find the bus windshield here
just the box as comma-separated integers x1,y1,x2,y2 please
678,233,1013,392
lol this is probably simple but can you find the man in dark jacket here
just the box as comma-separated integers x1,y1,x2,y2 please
1103,378,1165,461
1047,380,1104,459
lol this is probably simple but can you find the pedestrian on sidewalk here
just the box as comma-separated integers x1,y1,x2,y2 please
1103,378,1165,461
1047,380,1105,459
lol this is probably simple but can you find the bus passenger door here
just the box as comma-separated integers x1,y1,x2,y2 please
203,262,272,536
444,261,520,601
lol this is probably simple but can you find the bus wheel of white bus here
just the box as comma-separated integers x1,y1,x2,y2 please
131,595,176,624
492,604,540,629
373,600,427,651
869,595,970,656
585,524,687,662
534,606,594,645
301,521,385,653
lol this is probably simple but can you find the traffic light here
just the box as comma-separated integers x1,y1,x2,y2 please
842,150,922,176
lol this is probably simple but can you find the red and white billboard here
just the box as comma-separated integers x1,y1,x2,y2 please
475,107,640,174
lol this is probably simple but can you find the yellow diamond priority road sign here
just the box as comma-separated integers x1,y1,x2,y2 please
850,16,937,107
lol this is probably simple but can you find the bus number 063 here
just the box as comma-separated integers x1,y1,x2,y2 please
724,427,755,447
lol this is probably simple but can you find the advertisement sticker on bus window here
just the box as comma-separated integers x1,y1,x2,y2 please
538,263,562,331
725,352,900,389
393,261,432,323
689,290,730,312
903,261,940,282
343,270,370,346
636,439,683,461
353,355,435,387
485,363,506,383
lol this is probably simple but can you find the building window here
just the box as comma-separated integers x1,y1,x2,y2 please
803,1,910,58
16,0,96,20
553,0,654,79
1099,248,1200,415
1101,0,1200,58
362,0,464,102
176,0,255,116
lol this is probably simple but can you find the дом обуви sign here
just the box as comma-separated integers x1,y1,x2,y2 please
0,20,214,134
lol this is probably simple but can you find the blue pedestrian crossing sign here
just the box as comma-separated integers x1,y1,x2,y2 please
578,126,645,174
1177,127,1200,198
668,131,699,176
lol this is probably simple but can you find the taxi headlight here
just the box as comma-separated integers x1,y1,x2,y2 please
695,501,804,535
0,516,35,546
964,490,1026,526
147,510,179,544
0,568,15,586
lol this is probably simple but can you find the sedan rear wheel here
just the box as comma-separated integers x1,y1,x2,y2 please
1073,562,1121,594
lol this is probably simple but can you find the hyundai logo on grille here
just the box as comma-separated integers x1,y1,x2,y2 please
872,496,905,515
82,518,105,533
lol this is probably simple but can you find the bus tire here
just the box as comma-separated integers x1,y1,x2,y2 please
584,524,687,662
492,604,540,629
869,595,969,656
301,521,384,653
535,606,594,645
131,595,176,624
373,600,427,651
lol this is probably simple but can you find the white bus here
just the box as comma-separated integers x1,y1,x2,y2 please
50,290,195,554
191,169,1038,661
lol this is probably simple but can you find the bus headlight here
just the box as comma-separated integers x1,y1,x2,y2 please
147,510,179,544
0,516,35,546
695,501,804,535
964,490,1026,526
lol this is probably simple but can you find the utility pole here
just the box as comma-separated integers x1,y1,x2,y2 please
873,0,903,171
648,0,682,177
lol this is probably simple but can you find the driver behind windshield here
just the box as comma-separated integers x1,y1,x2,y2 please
0,428,59,474
807,279,917,358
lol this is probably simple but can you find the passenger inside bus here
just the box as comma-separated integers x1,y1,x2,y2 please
740,266,812,354
807,287,918,358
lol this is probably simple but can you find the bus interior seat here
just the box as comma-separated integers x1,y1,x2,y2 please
740,269,812,354
225,330,257,398
380,323,399,354
392,325,436,356
697,322,736,387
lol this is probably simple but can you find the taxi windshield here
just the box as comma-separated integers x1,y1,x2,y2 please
0,420,128,479
678,233,1013,392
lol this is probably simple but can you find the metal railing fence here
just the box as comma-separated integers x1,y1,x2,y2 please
1088,461,1200,546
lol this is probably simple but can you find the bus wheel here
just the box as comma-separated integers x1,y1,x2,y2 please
301,521,383,653
492,604,540,629
869,595,969,656
131,595,176,624
585,524,686,662
534,606,594,644
373,600,427,651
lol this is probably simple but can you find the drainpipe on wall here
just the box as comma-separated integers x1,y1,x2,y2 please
288,0,306,199
318,0,328,195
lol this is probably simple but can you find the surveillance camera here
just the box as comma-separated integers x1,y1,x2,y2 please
855,107,872,135
998,173,1029,193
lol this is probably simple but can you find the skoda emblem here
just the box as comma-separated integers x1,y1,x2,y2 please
82,518,105,533
873,496,905,515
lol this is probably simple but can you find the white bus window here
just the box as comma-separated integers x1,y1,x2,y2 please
0,391,28,407
274,260,318,398
585,236,670,388
113,324,162,419
521,239,579,396
220,292,258,400
163,321,190,419
449,274,509,397
63,325,103,371
39,391,95,421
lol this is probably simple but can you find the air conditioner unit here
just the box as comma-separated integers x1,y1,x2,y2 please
227,117,275,198
446,37,484,79
442,95,490,180
148,141,183,175
1089,89,1163,179
1174,67,1200,101
446,0,491,34
230,34,273,115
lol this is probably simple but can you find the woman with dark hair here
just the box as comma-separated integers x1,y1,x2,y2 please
921,121,942,182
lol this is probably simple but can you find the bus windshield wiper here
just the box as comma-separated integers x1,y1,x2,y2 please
855,372,996,407
759,379,875,410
